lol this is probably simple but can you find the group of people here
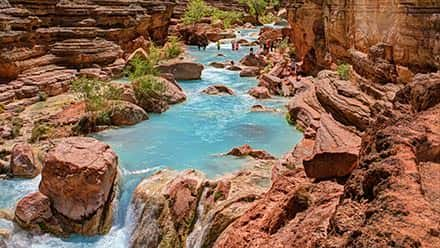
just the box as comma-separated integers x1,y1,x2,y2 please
197,43,208,51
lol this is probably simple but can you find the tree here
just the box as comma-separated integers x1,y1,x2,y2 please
239,0,268,23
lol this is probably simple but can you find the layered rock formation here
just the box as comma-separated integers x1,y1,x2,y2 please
287,0,440,75
213,72,440,248
0,0,174,109
15,137,120,236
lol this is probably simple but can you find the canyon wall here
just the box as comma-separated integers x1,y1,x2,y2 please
287,0,440,75
0,0,174,109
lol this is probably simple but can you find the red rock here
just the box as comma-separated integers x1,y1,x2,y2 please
109,101,149,126
214,167,343,248
227,144,276,160
14,192,54,230
10,143,40,178
39,137,118,222
248,86,271,99
156,61,204,80
303,114,361,179
239,66,260,77
202,85,235,95
240,54,266,68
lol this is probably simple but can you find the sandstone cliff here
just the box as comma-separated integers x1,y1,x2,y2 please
287,0,440,75
0,0,174,109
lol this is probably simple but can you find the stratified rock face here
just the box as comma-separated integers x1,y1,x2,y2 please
15,137,120,236
215,71,440,248
40,137,117,221
321,81,440,248
287,0,440,75
0,0,174,107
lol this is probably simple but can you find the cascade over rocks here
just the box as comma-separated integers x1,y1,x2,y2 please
15,137,120,236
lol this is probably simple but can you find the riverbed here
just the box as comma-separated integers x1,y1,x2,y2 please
1,28,302,247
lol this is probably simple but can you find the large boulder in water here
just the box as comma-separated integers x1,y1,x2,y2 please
226,144,276,160
156,61,204,80
248,86,271,99
15,137,120,236
10,143,40,178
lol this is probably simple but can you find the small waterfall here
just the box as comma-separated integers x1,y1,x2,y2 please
186,187,211,248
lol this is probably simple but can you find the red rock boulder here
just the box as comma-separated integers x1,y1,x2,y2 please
10,143,40,178
248,87,271,99
40,137,118,222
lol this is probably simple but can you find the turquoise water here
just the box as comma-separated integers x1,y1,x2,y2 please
1,28,302,247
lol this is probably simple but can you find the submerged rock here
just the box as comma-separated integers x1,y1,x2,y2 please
10,143,40,178
15,137,120,236
226,144,276,160
202,85,235,96
250,104,278,113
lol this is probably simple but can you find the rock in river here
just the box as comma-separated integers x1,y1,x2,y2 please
156,61,204,80
202,85,235,96
15,137,120,236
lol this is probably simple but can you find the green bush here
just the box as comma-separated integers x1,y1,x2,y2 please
183,0,210,24
337,63,350,80
30,123,52,143
71,77,122,112
164,36,183,59
126,46,162,80
183,0,242,28
133,75,167,100
211,9,242,29
260,12,276,24
11,117,23,138
0,104,4,114
38,92,48,102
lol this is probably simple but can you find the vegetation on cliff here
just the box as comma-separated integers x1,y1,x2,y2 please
183,0,242,28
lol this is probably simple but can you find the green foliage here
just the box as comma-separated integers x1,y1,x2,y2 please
183,0,242,28
183,0,210,24
126,45,162,80
211,9,242,29
164,36,183,59
30,123,52,143
38,92,48,102
239,0,267,21
214,191,225,202
133,75,167,101
259,12,276,24
0,103,4,114
337,63,350,80
71,77,122,112
11,117,23,138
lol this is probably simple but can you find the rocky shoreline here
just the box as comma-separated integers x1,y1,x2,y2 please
0,0,439,247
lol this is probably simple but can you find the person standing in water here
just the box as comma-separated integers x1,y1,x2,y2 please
250,47,254,55
217,40,221,50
